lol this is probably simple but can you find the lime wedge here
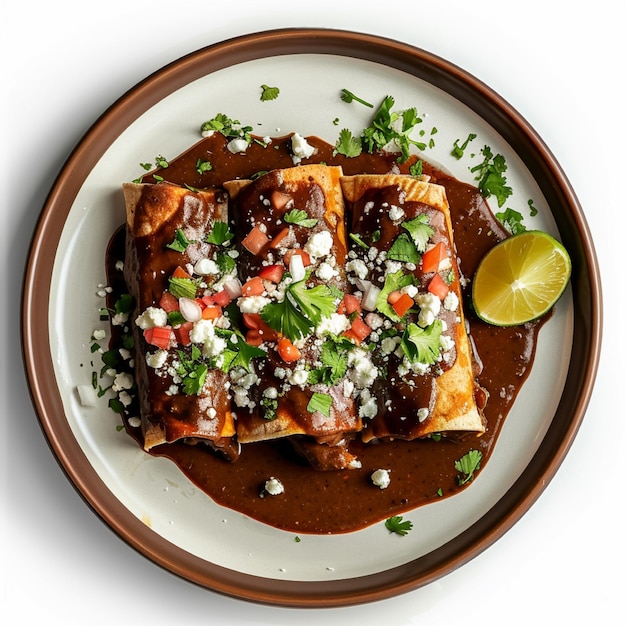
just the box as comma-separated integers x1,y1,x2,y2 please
471,230,571,326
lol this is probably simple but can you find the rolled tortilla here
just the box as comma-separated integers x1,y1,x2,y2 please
123,182,239,459
340,174,487,442
225,165,363,469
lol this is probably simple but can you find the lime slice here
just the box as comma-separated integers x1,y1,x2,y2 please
471,230,571,326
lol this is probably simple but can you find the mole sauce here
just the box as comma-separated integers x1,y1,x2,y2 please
105,134,546,534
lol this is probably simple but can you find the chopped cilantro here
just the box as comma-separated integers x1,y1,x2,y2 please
206,221,234,246
168,276,197,299
283,209,318,228
455,449,483,485
470,146,512,207
402,215,434,252
528,198,538,216
385,515,413,536
495,207,526,235
409,159,423,177
220,330,266,372
387,233,421,264
140,162,152,171
154,155,169,169
307,392,333,417
215,250,236,274
401,320,443,365
166,228,192,252
349,232,370,250
261,279,337,341
340,89,373,108
451,133,477,159
376,270,416,321
200,113,253,143
308,339,350,385
175,345,208,396
196,158,213,175
260,84,280,101
334,128,363,157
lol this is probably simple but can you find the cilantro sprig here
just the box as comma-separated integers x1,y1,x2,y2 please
261,279,337,341
401,321,443,366
385,515,413,536
470,145,512,208
455,449,483,485
283,209,318,228
260,84,280,101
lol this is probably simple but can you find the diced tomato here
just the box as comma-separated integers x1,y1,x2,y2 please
391,293,414,318
421,241,448,274
258,264,285,283
171,265,192,279
200,295,214,307
242,313,278,341
201,305,222,320
158,291,179,313
338,293,361,315
282,248,311,268
143,326,173,350
245,330,264,346
212,290,232,307
346,315,371,343
270,190,293,211
241,276,265,297
277,337,301,362
269,227,291,249
428,273,450,300
174,321,194,346
241,224,270,254
386,290,402,305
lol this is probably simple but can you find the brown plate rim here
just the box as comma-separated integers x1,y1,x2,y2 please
21,28,602,607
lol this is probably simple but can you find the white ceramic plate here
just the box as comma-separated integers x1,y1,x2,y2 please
23,29,601,606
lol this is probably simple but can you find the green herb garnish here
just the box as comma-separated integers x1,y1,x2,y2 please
385,515,413,536
260,84,280,101
401,320,443,365
402,215,434,252
495,207,526,235
340,89,373,108
451,133,477,159
166,228,192,252
334,128,363,157
283,209,318,228
307,392,333,417
196,158,213,175
455,449,483,485
471,145,512,207
206,221,234,246
387,233,421,264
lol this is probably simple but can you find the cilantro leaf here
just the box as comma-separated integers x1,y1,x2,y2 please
376,271,416,321
349,232,370,250
308,339,350,385
455,449,483,485
168,276,197,299
451,133,477,159
200,113,253,142
206,221,234,245
260,84,280,101
385,515,413,536
166,228,192,252
261,298,313,341
402,215,434,252
216,329,266,373
283,209,318,228
334,128,363,158
470,146,512,207
495,207,526,235
401,321,443,365
387,233,421,264
288,281,337,326
307,392,333,417
196,158,213,175
340,89,373,108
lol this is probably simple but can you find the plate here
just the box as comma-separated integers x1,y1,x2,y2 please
21,29,601,607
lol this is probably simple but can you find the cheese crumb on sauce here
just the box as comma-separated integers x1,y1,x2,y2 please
371,468,391,489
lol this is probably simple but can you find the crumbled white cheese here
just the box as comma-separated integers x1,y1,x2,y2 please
316,313,351,337
290,132,315,164
226,137,249,153
194,257,220,275
346,258,368,280
440,335,455,352
264,477,285,496
135,306,167,329
388,205,405,222
112,372,134,392
190,319,227,357
443,291,459,312
237,295,271,314
146,349,168,369
371,468,391,489
76,385,97,407
414,293,441,327
93,329,106,341
264,386,278,399
304,230,333,259
417,408,429,422
288,365,309,387
358,389,378,418
348,349,378,388
118,391,133,407
316,261,338,281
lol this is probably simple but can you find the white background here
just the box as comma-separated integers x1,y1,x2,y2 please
3,1,621,624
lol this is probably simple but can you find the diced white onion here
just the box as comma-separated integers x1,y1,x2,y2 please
289,254,306,282
361,282,381,311
178,297,203,322
223,278,242,299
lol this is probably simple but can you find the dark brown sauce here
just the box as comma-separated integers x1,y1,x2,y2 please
106,134,546,534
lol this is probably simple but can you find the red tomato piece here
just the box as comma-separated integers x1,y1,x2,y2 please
241,225,270,254
241,276,265,297
258,264,285,283
143,326,173,350
277,337,301,362
421,241,448,274
158,291,179,313
391,293,414,318
428,273,450,300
